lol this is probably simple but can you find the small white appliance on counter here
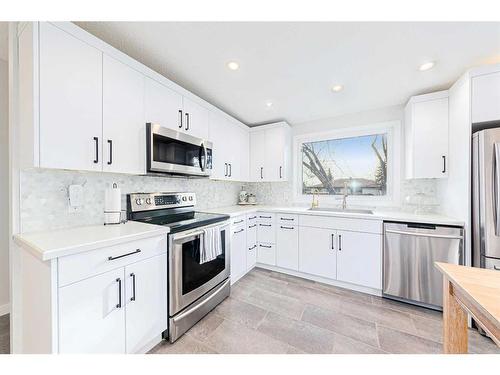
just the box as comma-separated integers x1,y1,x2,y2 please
104,183,121,225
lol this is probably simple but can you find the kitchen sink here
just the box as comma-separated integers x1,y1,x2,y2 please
308,207,374,214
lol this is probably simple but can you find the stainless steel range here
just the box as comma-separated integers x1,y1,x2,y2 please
127,192,230,343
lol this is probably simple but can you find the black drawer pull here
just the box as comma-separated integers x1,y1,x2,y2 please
108,249,141,261
116,278,122,308
259,224,272,227
249,224,257,228
259,244,272,248
248,216,257,220
234,228,244,234
233,219,244,224
280,226,294,230
494,265,500,271
249,245,257,250
259,216,272,219
280,217,294,221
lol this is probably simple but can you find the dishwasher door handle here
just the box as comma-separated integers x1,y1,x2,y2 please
385,229,463,240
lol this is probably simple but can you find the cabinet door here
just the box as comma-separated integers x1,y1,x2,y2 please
299,227,336,279
228,124,249,181
412,98,449,178
258,222,275,244
144,77,183,130
39,22,103,171
276,224,299,270
125,253,168,353
247,220,257,270
209,113,230,180
257,243,276,265
266,127,286,181
58,268,125,353
103,55,145,174
472,71,500,124
183,97,209,139
250,130,267,181
230,226,247,283
336,231,382,289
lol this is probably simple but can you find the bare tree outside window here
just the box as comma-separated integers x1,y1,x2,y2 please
302,133,388,196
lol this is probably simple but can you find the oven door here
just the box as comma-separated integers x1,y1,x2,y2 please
169,222,230,315
147,123,213,177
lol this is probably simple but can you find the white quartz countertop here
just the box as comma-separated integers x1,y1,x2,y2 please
14,221,169,261
202,205,464,227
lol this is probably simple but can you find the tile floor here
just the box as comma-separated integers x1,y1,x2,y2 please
150,268,500,354
0,268,498,354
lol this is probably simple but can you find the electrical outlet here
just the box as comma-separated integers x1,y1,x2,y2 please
68,184,84,213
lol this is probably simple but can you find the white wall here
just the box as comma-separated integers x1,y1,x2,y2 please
0,58,9,314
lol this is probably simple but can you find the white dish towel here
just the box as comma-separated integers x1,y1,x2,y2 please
200,226,222,264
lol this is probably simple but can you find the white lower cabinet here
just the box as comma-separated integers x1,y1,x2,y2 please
336,231,382,289
257,243,276,266
276,224,299,270
58,267,126,353
124,254,168,353
230,220,247,284
298,226,337,279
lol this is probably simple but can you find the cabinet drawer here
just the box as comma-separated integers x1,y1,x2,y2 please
257,212,275,223
258,222,275,243
231,215,246,227
277,213,299,224
257,243,276,266
299,214,382,234
58,235,167,287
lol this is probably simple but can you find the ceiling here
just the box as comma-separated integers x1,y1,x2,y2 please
2,22,499,125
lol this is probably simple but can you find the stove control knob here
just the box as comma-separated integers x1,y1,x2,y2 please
145,198,152,205
135,198,143,206
182,196,187,201
188,196,193,201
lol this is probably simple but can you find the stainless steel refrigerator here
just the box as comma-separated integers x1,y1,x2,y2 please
472,128,500,271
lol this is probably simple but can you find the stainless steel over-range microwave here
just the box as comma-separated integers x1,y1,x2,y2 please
146,123,213,177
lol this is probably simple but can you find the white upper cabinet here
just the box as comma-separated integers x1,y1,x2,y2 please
405,91,449,179
103,56,146,174
182,97,209,139
250,122,292,182
209,112,249,181
39,22,103,172
472,70,500,124
144,77,183,131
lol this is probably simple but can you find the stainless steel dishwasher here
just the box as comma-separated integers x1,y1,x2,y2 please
383,222,464,310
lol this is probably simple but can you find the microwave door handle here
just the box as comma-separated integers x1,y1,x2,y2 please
199,143,207,171
494,143,500,236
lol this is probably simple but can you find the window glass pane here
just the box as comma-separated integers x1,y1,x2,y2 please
302,133,387,196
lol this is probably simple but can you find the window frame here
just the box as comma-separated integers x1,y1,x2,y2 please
293,120,401,207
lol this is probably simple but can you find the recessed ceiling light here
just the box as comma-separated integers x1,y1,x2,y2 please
331,84,344,92
265,101,273,108
226,61,239,71
419,61,435,71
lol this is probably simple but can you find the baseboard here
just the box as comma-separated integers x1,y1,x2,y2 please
0,303,10,316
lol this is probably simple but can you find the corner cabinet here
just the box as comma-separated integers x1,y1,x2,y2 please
404,90,449,179
250,122,292,182
471,69,500,124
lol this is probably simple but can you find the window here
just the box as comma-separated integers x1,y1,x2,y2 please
301,133,388,196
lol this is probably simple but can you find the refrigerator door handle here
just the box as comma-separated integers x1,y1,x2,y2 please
494,143,500,236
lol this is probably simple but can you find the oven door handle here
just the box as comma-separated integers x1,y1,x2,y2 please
172,230,205,242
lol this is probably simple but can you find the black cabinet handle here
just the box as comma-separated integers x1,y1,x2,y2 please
493,265,500,271
234,228,244,234
338,234,342,251
130,273,136,301
259,215,272,219
178,110,183,128
108,249,141,261
249,224,257,228
116,278,122,308
93,137,99,164
249,245,257,250
280,217,294,221
442,155,446,174
107,140,113,165
261,167,263,179
233,219,244,224
248,216,257,220
228,163,232,177
280,226,294,230
259,223,272,227
331,234,335,250
279,166,282,179
259,244,272,248
185,112,190,131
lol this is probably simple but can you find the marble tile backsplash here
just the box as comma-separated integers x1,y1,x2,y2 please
20,169,439,233
20,169,245,233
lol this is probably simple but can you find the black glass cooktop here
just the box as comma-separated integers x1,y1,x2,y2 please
129,208,229,234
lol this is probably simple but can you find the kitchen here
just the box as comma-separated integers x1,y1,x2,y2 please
1,16,500,360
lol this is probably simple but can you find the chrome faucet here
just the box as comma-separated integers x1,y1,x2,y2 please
311,190,319,209
341,182,349,210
